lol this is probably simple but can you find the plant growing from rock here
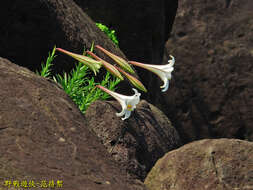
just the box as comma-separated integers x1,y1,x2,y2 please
38,43,175,120
37,46,121,114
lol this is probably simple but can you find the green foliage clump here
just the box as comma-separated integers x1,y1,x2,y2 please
96,23,119,46
37,47,120,114
36,47,55,78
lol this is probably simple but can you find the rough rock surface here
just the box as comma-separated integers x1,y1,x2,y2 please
0,57,147,190
145,138,253,190
85,99,181,181
0,0,125,74
162,0,253,142
72,0,178,99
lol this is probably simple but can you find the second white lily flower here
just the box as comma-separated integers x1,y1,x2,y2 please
129,55,175,92
96,85,141,120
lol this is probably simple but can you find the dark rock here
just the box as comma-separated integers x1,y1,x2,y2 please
163,0,253,142
0,0,125,75
85,99,181,181
0,57,147,190
145,138,253,190
72,0,178,99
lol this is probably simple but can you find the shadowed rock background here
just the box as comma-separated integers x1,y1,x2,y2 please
162,0,253,143
0,0,253,189
0,0,125,74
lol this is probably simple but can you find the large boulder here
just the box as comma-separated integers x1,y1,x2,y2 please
145,139,253,190
72,0,178,99
0,0,125,74
162,0,253,142
0,57,147,190
85,100,181,181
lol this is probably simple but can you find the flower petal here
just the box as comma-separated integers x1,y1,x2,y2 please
127,88,141,107
168,55,175,66
116,108,126,117
121,110,131,120
161,79,169,92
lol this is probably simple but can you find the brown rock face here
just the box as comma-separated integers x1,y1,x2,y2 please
0,57,147,190
163,0,253,142
72,0,178,99
0,0,125,74
145,139,253,190
85,100,181,181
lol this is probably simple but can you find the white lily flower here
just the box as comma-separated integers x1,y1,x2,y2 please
97,85,141,120
129,55,175,92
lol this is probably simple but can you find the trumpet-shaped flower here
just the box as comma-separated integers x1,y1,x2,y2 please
86,51,124,80
129,55,175,92
95,45,135,74
115,66,147,92
96,85,141,120
56,48,102,75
